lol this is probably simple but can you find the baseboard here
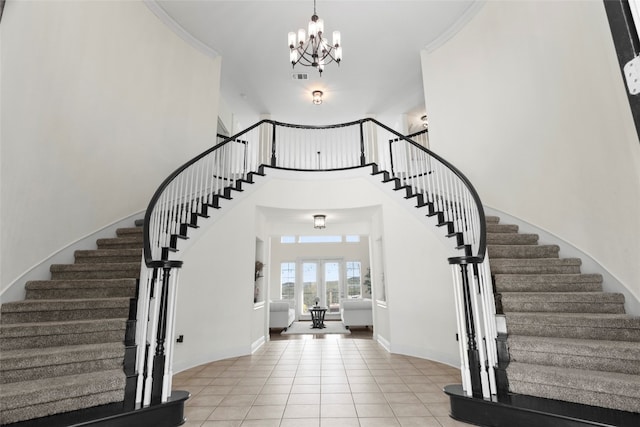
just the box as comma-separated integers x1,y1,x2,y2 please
251,336,265,353
445,384,640,427
376,335,391,352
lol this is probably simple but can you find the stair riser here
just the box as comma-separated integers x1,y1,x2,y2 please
507,380,640,414
509,350,640,375
51,270,140,280
488,246,559,259
116,228,143,237
26,287,136,299
1,358,124,384
1,308,130,324
97,242,143,250
491,265,581,274
495,282,602,293
486,224,519,233
502,301,625,313
506,323,640,342
487,234,538,245
494,274,603,293
75,255,141,264
0,330,126,351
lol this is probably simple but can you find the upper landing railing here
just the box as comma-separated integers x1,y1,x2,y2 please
135,118,497,409
143,119,484,266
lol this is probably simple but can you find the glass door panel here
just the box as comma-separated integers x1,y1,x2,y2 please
299,260,342,317
325,262,341,314
301,262,318,315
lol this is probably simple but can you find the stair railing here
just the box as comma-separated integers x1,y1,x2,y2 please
137,118,497,407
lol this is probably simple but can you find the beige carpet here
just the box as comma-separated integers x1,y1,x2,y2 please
281,321,351,335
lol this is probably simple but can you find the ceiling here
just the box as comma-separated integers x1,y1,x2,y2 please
153,0,480,133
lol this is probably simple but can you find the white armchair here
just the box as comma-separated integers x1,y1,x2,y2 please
269,301,295,330
341,298,373,328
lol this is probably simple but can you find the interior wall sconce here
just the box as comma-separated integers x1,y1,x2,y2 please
313,214,326,229
312,90,323,105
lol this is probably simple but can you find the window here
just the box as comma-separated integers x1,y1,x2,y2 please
345,235,360,242
281,236,296,244
280,262,295,300
346,261,362,298
298,235,342,243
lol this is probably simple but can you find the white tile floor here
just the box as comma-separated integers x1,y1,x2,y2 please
172,331,474,426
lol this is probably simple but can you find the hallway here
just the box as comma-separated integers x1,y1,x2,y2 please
172,326,473,426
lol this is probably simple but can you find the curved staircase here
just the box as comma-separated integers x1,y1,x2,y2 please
0,224,187,426
449,215,640,426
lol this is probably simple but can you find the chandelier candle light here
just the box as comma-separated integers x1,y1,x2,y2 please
289,0,342,75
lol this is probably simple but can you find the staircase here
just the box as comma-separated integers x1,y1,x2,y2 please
488,215,640,418
0,225,141,425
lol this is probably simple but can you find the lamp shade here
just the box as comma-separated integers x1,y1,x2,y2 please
313,214,326,229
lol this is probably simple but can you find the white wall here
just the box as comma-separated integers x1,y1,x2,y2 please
421,0,640,304
172,169,462,372
0,0,221,292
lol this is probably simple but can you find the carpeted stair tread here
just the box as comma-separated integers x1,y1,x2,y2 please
0,342,125,384
501,292,625,313
485,216,500,224
490,258,582,275
0,318,127,350
488,244,560,259
505,312,640,341
74,248,142,264
487,233,538,245
115,227,143,237
25,278,137,299
50,262,140,280
1,297,131,323
96,236,143,250
490,257,582,274
507,335,640,375
486,223,519,233
494,273,603,292
0,369,126,424
506,362,640,413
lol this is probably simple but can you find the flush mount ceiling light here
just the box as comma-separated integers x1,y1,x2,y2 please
312,90,323,104
288,0,342,76
313,214,326,229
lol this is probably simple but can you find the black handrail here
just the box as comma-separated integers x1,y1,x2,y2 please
142,118,486,268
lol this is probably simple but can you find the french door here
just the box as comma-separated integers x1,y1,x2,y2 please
299,259,342,319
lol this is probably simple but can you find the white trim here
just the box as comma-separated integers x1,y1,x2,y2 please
423,0,486,54
253,301,265,310
0,210,145,303
251,336,266,353
144,0,220,59
376,334,391,352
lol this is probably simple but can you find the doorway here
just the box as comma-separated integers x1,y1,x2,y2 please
299,259,342,320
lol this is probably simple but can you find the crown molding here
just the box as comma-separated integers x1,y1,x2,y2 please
144,0,219,58
423,0,485,54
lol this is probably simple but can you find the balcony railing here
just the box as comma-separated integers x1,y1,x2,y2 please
135,118,497,407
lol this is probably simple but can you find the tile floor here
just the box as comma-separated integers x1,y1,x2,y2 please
172,325,474,426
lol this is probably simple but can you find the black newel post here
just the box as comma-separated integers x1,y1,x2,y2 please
151,266,172,404
359,122,366,166
459,263,483,398
270,123,277,167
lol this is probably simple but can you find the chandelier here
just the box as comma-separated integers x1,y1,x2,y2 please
288,0,342,76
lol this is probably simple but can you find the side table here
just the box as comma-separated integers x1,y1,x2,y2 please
309,306,327,329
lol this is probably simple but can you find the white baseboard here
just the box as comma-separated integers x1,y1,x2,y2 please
251,336,266,353
376,335,391,352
